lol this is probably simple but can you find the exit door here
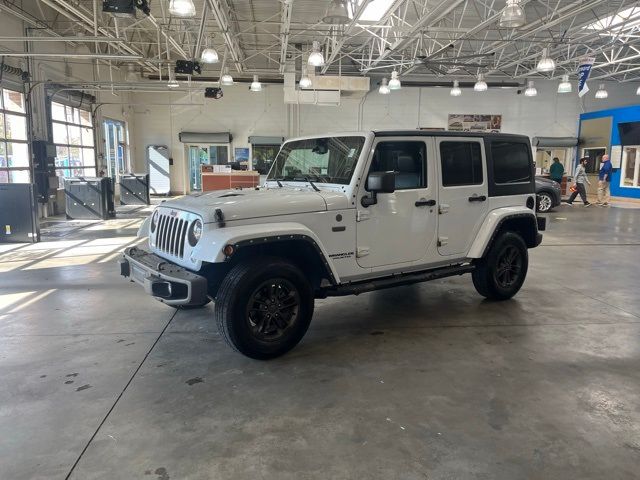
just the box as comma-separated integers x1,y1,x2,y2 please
188,144,229,191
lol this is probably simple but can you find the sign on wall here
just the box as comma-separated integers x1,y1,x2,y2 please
234,148,250,163
448,114,502,132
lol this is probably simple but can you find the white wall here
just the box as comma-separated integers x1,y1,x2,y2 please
129,78,639,193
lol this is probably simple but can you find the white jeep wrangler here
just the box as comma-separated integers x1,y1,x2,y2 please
120,130,545,359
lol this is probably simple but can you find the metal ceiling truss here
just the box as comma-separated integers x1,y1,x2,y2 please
0,0,637,83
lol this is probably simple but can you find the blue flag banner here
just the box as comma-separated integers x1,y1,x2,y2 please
578,57,595,97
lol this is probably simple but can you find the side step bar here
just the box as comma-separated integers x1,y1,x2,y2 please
324,264,475,297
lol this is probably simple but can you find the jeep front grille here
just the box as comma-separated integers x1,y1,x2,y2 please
155,213,188,259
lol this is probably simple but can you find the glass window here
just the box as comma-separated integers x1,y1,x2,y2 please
103,119,130,180
621,146,639,188
368,141,427,190
0,88,29,183
252,144,281,174
440,141,483,187
51,101,95,185
491,141,532,184
268,136,365,185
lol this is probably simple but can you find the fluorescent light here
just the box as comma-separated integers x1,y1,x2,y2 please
524,80,537,97
536,48,555,72
558,74,572,93
379,78,390,95
474,74,487,92
358,0,395,22
250,75,262,92
169,0,196,18
308,40,325,67
450,80,462,96
500,0,526,28
595,83,608,99
388,70,401,90
200,47,219,64
220,68,233,86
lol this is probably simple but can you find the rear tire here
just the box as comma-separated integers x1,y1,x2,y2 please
214,257,314,359
472,231,528,301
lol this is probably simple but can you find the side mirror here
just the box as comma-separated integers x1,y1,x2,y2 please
362,171,395,207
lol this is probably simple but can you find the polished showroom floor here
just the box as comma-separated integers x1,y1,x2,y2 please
1,201,639,480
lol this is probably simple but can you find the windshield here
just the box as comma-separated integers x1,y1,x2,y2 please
267,136,365,185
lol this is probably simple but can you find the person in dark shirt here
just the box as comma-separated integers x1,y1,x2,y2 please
549,157,564,184
597,154,613,206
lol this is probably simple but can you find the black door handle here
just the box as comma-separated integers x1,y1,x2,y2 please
415,199,436,207
468,195,487,202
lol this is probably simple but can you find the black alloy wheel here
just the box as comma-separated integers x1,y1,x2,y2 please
493,245,523,289
246,278,301,342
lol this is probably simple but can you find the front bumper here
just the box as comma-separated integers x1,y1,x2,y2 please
119,246,208,306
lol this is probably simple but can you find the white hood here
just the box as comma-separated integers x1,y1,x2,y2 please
160,187,347,224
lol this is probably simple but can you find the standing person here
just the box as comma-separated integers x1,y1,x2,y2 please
549,157,564,185
597,154,613,206
566,157,591,207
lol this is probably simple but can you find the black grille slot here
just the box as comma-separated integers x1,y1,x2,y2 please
155,212,187,259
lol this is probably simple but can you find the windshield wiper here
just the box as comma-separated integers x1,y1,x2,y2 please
293,176,320,192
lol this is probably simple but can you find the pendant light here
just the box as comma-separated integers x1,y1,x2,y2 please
558,75,572,93
169,0,196,18
636,85,640,96
308,41,325,67
220,68,234,86
322,0,350,25
250,75,262,92
474,74,488,92
595,83,608,99
200,38,219,64
389,70,401,90
524,80,537,97
299,66,312,89
500,0,525,28
379,78,390,95
536,48,555,72
167,65,179,88
450,80,462,96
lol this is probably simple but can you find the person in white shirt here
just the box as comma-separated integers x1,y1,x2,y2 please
566,158,592,207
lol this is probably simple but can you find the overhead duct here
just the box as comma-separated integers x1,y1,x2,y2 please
532,137,578,148
283,72,370,106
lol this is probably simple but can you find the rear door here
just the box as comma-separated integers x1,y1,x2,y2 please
436,137,488,256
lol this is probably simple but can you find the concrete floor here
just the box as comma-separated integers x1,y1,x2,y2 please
1,202,640,480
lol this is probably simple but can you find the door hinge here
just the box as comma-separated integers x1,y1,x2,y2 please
438,236,449,247
356,210,370,222
356,247,370,257
439,204,450,214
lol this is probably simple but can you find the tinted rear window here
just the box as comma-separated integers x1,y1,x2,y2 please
440,141,483,187
492,141,532,184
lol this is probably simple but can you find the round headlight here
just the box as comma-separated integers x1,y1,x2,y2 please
188,219,203,246
150,210,159,233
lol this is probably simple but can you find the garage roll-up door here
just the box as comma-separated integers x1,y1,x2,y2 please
531,137,578,148
178,132,232,143
248,136,284,145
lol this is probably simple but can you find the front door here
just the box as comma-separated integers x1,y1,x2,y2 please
356,138,437,269
437,137,488,256
188,144,230,191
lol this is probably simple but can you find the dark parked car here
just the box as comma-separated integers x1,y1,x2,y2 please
535,176,561,213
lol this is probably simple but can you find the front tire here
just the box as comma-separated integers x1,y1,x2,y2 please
537,192,553,213
214,257,314,359
472,232,528,301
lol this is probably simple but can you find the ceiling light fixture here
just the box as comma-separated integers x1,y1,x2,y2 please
636,85,640,96
220,68,234,86
558,74,572,93
536,48,555,72
500,0,526,28
450,79,462,96
201,47,219,64
169,0,196,18
299,66,312,89
308,41,325,67
474,74,488,92
524,80,537,96
595,83,608,99
379,77,390,95
322,0,350,25
250,74,262,92
389,70,401,90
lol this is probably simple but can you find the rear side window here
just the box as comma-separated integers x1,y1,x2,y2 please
440,141,483,187
492,141,532,184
